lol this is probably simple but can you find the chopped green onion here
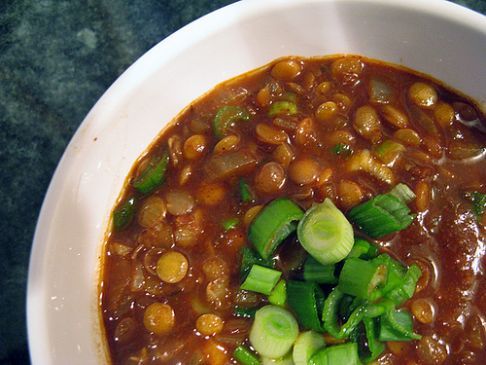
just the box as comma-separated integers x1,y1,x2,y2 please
234,346,260,365
372,254,406,295
347,238,379,259
321,288,365,339
469,191,486,217
348,193,414,238
133,151,169,194
239,179,255,203
113,196,136,231
384,264,421,305
322,288,344,338
249,305,299,358
262,352,294,365
373,140,405,164
249,198,304,259
339,304,367,338
297,198,354,265
268,280,287,307
303,256,337,285
222,217,239,231
280,91,298,103
234,306,257,319
389,183,416,204
363,300,394,318
331,143,353,155
268,101,298,117
213,105,251,139
379,309,421,341
337,294,356,321
287,280,325,332
309,342,360,365
293,331,326,365
338,258,387,299
362,317,385,362
241,265,282,295
240,247,275,281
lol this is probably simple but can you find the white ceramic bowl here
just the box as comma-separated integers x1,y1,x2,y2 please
27,0,486,363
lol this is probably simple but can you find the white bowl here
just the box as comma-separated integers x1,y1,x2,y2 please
27,0,486,363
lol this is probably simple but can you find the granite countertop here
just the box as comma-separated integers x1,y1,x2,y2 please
0,0,484,363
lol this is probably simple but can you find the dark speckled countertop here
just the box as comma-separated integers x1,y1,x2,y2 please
0,0,484,363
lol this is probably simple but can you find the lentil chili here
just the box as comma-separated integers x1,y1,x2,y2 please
100,56,486,365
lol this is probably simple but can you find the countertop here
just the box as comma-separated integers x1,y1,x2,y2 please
0,0,484,363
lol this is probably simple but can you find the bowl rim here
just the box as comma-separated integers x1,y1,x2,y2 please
26,0,486,363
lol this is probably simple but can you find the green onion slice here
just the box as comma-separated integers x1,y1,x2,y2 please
268,280,287,307
249,305,299,359
268,101,298,117
287,280,325,332
338,258,387,299
292,331,326,365
262,352,294,365
372,254,406,294
347,238,379,260
373,139,405,164
240,247,275,281
113,196,136,231
222,217,239,231
384,264,421,305
331,143,353,155
280,91,298,103
389,183,416,204
322,288,344,338
241,265,282,295
133,151,169,194
212,105,250,139
348,193,414,238
379,309,421,341
321,288,369,340
362,317,385,363
297,198,354,265
466,191,486,218
309,342,360,365
234,346,260,365
303,256,337,285
239,179,255,203
249,198,304,259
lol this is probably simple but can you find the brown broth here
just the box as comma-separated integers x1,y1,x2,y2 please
100,56,486,365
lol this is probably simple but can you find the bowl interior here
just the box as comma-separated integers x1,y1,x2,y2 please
27,0,486,363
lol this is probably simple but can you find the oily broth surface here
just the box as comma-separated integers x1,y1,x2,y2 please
101,56,486,365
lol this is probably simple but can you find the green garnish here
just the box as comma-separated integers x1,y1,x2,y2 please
133,151,169,194
249,305,299,359
338,258,387,299
268,101,298,117
239,179,255,203
331,143,353,155
348,193,414,238
292,331,326,365
113,196,136,231
234,346,260,365
240,264,282,295
297,198,354,265
309,342,360,365
287,280,325,332
249,198,304,259
213,105,250,138
268,279,287,307
470,191,486,217
303,256,337,284
222,217,239,231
